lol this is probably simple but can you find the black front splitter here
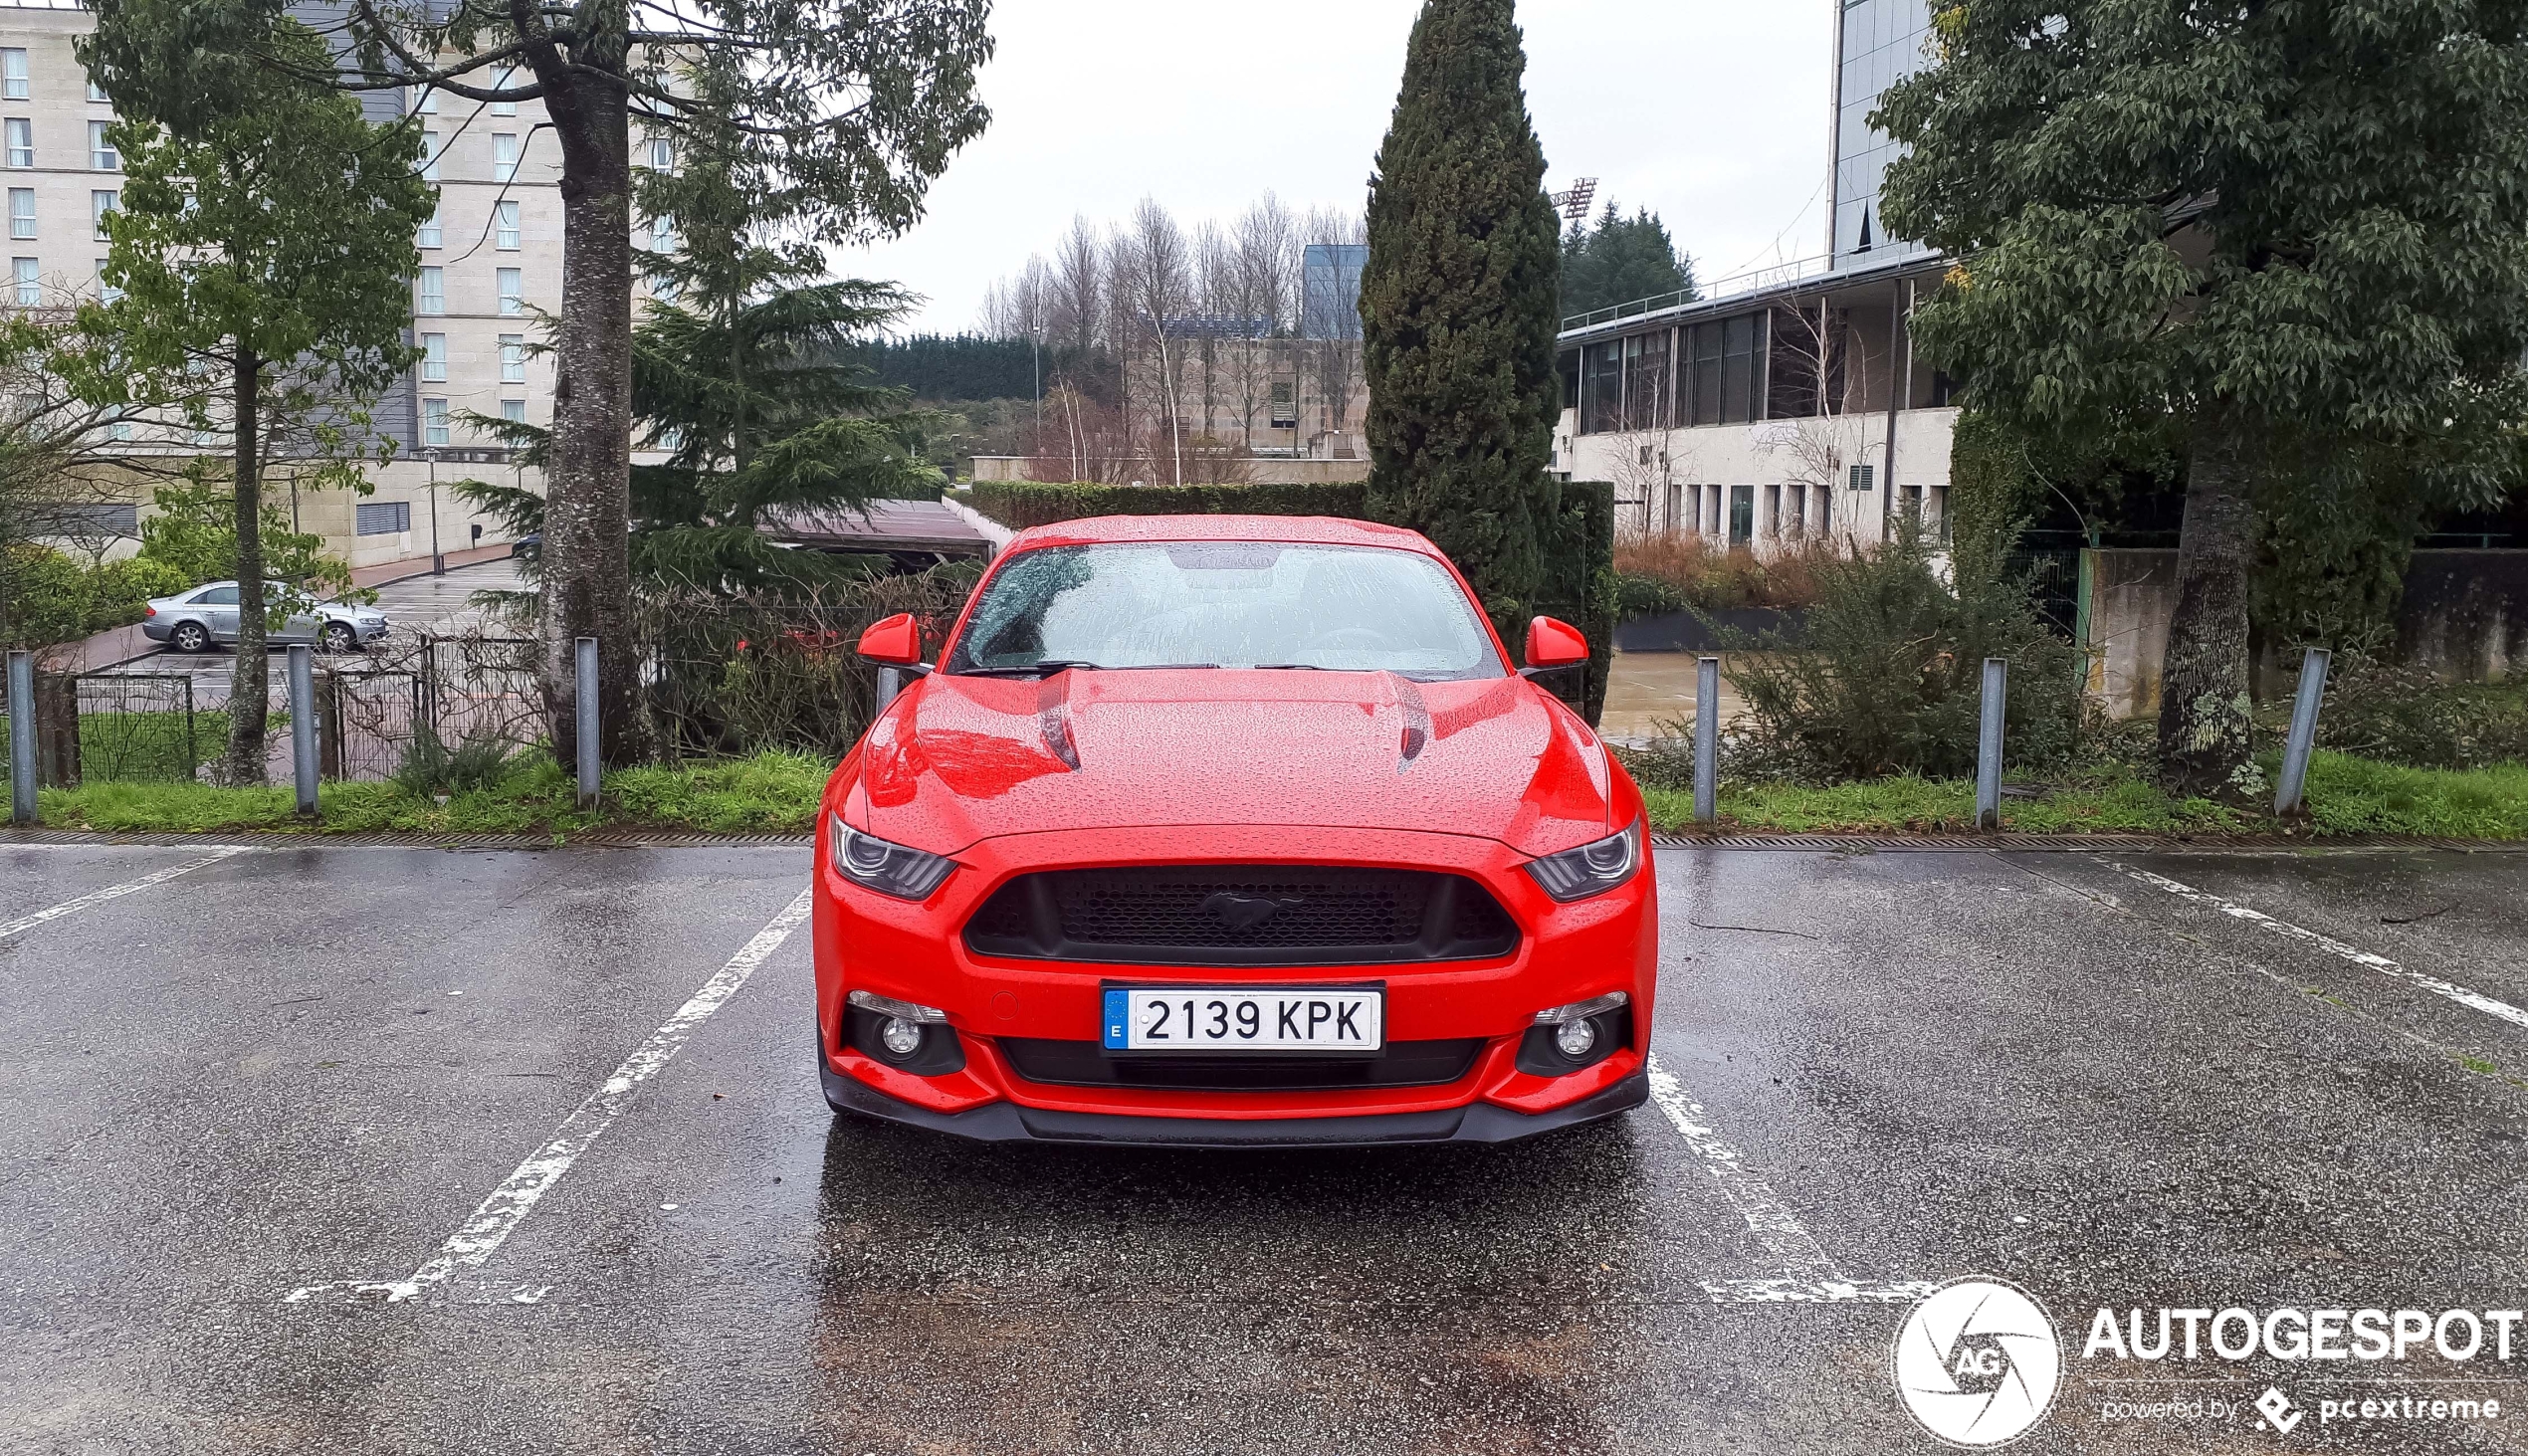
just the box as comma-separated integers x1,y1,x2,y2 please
819,1058,1649,1149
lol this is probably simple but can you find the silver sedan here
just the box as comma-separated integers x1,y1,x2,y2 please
140,580,393,654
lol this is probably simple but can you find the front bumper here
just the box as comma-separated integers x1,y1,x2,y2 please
812,822,1658,1146
822,1047,1650,1147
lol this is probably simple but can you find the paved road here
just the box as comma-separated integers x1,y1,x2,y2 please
2,842,2524,1453
92,557,529,693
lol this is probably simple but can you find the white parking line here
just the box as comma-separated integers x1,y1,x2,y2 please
0,846,253,941
286,886,816,1305
1645,1055,1935,1305
2104,860,2528,1033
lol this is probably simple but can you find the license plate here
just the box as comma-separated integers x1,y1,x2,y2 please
1102,986,1383,1053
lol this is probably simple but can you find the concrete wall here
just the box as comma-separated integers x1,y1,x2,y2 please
2081,549,2179,720
969,456,1370,487
2081,547,2528,720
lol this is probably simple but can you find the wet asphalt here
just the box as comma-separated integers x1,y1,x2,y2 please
2,842,2525,1454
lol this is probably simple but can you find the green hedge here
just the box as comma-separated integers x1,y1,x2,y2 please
960,480,1369,530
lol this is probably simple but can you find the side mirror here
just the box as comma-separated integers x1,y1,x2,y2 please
857,612,926,668
1522,616,1589,676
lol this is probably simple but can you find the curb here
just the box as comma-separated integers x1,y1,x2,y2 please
0,827,813,850
1649,832,2528,854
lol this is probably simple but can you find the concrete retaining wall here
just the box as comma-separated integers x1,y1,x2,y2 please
2080,547,2527,720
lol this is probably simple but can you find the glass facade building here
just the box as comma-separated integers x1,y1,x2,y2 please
1832,0,1936,266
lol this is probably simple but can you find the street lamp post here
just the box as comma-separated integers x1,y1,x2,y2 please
425,449,443,574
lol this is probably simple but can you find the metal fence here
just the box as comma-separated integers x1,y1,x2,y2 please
73,672,209,781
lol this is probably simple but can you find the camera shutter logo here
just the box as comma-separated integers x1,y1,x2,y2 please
1892,1279,2063,1447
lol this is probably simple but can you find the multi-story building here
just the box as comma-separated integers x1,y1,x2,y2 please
1,4,669,572
1556,0,1955,550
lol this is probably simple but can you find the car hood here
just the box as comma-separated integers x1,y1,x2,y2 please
853,669,1614,858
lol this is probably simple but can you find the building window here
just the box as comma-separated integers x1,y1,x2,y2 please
416,266,444,314
420,331,446,381
501,397,526,423
107,417,132,441
1848,462,1875,494
7,119,32,169
491,68,518,116
492,133,518,183
11,256,35,306
43,502,140,537
1580,339,1621,435
88,79,108,104
91,190,116,240
417,205,441,249
497,267,522,315
90,121,117,171
495,199,519,251
421,397,449,446
647,137,673,170
1683,314,1764,427
421,130,440,182
1,51,27,102
412,85,436,114
96,258,118,303
355,501,412,535
7,188,31,240
649,214,675,252
1623,329,1671,431
499,331,525,382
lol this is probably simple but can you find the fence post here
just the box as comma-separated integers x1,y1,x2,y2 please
2275,647,2332,817
575,636,599,808
182,676,196,782
289,645,318,817
876,666,902,715
1693,656,1720,826
7,650,33,825
1976,658,2008,830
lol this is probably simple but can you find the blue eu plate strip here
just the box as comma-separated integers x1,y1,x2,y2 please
1102,989,1129,1049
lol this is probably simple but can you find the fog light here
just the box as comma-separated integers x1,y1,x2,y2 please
879,1017,924,1057
1554,1018,1598,1059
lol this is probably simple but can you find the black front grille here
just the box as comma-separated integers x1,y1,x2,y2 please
963,865,1520,966
996,1037,1486,1092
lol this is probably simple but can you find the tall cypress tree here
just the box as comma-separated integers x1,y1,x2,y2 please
1361,0,1565,652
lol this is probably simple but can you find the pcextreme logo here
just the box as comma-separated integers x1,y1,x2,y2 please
1893,1278,2065,1448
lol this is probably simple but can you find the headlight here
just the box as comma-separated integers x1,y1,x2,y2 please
1524,824,1642,902
827,814,956,901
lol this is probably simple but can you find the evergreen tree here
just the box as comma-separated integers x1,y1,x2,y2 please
459,61,944,593
1361,0,1567,650
74,24,430,784
1560,203,1696,318
1879,1,2528,799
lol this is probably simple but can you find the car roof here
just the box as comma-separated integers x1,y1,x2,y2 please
1003,514,1442,557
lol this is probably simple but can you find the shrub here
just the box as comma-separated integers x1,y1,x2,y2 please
1611,530,1832,617
2317,658,2528,770
1720,524,2092,782
0,546,193,649
960,480,1369,530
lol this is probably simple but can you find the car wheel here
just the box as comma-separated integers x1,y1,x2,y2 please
318,622,358,653
170,622,210,654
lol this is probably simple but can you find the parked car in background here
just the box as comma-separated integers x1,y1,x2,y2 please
140,581,391,654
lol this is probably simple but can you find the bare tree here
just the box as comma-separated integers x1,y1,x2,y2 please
1119,197,1193,487
1229,195,1297,446
1757,300,1872,547
1050,217,1106,355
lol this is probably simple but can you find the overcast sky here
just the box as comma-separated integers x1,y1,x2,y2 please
836,0,1838,333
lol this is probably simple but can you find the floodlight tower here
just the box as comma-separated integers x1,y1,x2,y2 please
1552,177,1598,225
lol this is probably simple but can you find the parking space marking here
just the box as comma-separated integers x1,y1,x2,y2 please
0,846,253,942
2104,859,2528,1033
1645,1055,1935,1305
285,886,815,1305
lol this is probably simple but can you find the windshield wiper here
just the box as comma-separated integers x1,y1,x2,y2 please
955,660,1103,679
1251,663,1328,671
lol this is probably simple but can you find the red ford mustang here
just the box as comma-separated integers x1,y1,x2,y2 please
812,515,1655,1147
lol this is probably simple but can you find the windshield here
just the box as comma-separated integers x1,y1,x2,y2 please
946,542,1506,681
